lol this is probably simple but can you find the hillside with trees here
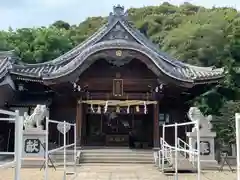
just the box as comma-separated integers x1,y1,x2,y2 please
0,2,240,144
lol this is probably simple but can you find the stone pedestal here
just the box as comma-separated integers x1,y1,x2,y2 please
187,131,218,169
186,107,219,169
22,128,46,168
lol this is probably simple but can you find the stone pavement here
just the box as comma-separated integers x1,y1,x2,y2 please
76,163,165,180
74,163,237,180
0,163,238,180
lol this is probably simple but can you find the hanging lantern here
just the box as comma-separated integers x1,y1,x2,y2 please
116,106,120,113
97,106,101,114
136,105,140,112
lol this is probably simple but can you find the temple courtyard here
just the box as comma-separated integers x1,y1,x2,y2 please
0,164,237,180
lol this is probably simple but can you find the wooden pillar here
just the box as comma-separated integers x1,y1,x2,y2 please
153,102,160,148
76,101,82,145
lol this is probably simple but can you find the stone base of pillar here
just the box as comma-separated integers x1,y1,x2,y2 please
21,158,45,168
187,129,218,170
22,128,46,168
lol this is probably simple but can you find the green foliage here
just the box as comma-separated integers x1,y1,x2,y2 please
193,88,226,115
5,27,74,63
213,101,240,144
0,16,106,63
52,20,70,30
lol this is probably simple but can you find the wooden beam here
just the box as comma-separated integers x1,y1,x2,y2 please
153,102,160,148
77,78,158,91
76,100,82,145
84,92,155,100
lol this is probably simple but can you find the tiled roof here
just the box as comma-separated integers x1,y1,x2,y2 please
12,64,62,77
171,65,224,81
0,51,13,79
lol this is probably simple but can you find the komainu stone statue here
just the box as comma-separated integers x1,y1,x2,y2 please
188,107,213,133
23,105,47,130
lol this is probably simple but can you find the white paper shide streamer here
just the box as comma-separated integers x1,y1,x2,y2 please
90,104,96,113
104,101,108,113
144,101,147,114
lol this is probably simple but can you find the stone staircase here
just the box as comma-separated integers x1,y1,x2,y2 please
80,148,154,164
50,147,154,164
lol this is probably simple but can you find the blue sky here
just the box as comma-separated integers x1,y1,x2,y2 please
0,0,239,30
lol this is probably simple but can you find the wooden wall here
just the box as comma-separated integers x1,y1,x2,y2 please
77,58,158,94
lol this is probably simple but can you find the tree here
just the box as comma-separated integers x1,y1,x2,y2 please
52,20,70,30
213,101,240,144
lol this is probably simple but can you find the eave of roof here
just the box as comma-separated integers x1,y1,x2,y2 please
39,39,224,83
0,54,13,79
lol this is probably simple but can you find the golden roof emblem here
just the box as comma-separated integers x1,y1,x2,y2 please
116,50,122,57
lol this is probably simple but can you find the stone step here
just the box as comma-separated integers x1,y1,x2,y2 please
80,149,154,164
50,148,152,153
80,149,152,153
81,156,153,160
81,152,153,157
80,159,154,164
51,152,152,158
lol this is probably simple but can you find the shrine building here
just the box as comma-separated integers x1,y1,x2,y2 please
0,5,224,150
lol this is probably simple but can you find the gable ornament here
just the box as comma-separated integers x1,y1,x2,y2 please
115,50,122,57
